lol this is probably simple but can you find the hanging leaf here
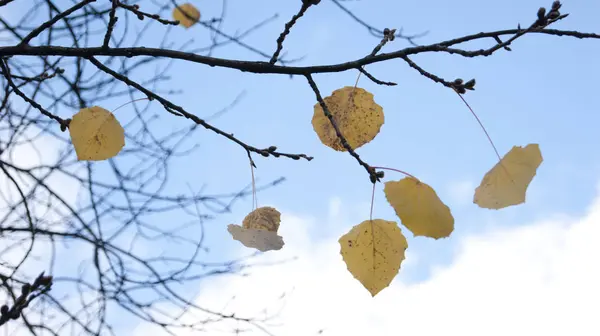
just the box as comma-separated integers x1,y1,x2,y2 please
172,3,200,28
227,225,284,252
339,219,408,297
474,143,543,209
228,206,284,252
312,86,384,151
384,177,454,239
68,106,125,161
242,206,281,231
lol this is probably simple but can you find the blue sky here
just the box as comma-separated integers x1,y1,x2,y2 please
164,0,600,275
2,0,600,335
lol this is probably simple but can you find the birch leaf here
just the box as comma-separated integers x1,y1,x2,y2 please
474,144,543,209
68,106,125,161
339,219,408,296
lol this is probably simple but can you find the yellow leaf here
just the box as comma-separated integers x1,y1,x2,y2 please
242,206,281,232
339,219,408,297
68,106,125,161
474,143,543,209
227,206,284,252
227,225,284,252
384,177,454,239
172,3,200,28
312,86,384,151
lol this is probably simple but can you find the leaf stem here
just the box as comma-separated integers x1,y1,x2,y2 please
369,181,375,221
453,90,501,161
370,166,418,180
111,97,150,114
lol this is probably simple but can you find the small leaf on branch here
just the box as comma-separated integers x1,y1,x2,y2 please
173,3,200,28
312,86,384,152
68,106,125,161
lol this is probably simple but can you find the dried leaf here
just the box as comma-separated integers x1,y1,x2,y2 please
242,206,281,232
384,177,454,239
312,86,384,151
68,106,125,161
474,143,543,209
227,225,284,252
228,206,284,252
339,219,408,297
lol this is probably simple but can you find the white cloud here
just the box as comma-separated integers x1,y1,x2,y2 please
133,184,600,336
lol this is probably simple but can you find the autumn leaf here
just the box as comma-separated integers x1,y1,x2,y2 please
474,143,543,209
312,86,384,151
242,206,281,231
384,177,454,239
228,206,284,252
339,219,408,297
172,3,200,28
68,106,125,161
227,225,284,252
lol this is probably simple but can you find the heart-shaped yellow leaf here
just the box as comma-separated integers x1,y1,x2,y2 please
474,143,543,209
68,106,125,161
339,219,408,297
384,177,454,239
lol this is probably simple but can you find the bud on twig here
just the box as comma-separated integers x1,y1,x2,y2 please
537,7,546,20
464,78,476,90
548,10,560,20
552,1,561,11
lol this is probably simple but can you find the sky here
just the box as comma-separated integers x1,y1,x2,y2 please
2,0,600,335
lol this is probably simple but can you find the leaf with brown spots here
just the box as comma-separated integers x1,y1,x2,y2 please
339,219,408,296
312,86,384,151
242,206,281,231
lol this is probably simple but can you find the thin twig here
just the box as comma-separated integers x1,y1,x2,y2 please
305,73,378,182
87,56,313,163
269,1,314,64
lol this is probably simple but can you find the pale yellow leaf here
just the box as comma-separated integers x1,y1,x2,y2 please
384,177,454,239
339,219,408,297
474,143,543,209
312,86,384,151
227,225,284,252
242,206,281,232
172,3,200,28
68,106,125,161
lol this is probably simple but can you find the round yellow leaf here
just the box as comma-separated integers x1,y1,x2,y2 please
312,86,384,151
339,219,408,297
172,3,200,28
474,143,543,209
227,225,284,252
68,106,125,161
242,206,281,232
384,177,454,239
